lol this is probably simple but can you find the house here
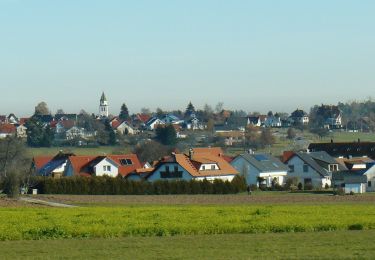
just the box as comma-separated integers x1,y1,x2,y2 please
113,120,137,135
264,115,282,128
146,148,239,182
7,113,19,124
65,126,94,140
145,117,165,130
185,117,205,130
0,124,16,139
16,124,27,138
161,114,184,125
308,140,375,159
64,154,142,178
332,157,375,193
33,152,74,177
283,151,342,188
247,115,267,127
231,153,288,187
289,109,309,126
316,105,342,129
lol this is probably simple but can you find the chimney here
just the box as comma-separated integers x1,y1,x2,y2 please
189,148,194,160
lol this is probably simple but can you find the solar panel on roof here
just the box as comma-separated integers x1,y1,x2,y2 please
254,154,268,161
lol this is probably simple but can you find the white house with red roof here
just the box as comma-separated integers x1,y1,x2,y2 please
146,148,239,182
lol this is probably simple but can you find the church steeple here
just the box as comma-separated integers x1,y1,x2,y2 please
99,92,109,117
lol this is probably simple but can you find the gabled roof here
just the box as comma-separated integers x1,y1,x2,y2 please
136,114,151,123
236,153,289,173
0,124,16,134
148,151,239,179
107,154,142,177
286,152,331,177
57,120,75,130
308,151,339,165
33,156,54,170
308,141,375,159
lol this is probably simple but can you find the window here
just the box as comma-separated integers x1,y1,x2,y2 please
165,166,169,172
368,181,372,187
120,159,133,165
174,166,178,172
202,165,206,171
289,165,294,172
103,165,111,171
211,165,215,170
303,164,308,173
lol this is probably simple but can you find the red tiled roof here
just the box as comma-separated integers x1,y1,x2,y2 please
111,120,122,129
67,154,142,177
137,114,151,123
282,151,295,163
108,154,142,177
19,118,29,125
0,124,16,134
68,156,97,176
33,156,54,170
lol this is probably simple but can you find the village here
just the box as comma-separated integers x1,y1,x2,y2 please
1,93,374,195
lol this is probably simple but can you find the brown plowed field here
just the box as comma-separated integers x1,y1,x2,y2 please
31,193,375,206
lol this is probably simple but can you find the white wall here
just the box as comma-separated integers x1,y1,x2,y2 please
287,156,331,188
231,156,287,186
94,158,118,177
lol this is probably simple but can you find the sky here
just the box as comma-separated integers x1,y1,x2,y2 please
1,0,375,117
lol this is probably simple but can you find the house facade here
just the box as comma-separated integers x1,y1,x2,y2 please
146,148,239,182
289,109,309,125
231,153,288,187
284,151,340,188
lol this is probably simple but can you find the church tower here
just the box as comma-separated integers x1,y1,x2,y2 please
99,92,109,117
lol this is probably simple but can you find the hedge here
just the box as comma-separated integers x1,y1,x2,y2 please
32,175,247,195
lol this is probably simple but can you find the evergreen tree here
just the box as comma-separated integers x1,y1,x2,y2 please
155,125,177,145
185,102,196,118
104,119,117,145
119,103,130,120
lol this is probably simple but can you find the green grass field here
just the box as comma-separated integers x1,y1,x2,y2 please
26,146,131,158
1,194,375,259
0,230,374,259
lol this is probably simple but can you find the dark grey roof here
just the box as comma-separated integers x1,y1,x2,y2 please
308,142,375,159
291,152,330,177
238,153,289,173
309,151,338,164
332,171,367,184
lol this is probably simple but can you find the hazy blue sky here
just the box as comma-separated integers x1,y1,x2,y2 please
1,0,374,116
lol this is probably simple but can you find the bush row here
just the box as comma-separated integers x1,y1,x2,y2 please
33,175,247,195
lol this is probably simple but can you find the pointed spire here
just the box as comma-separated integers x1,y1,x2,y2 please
100,92,107,102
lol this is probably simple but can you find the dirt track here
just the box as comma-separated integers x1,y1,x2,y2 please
32,193,375,206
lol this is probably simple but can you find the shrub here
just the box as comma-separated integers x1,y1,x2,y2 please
304,183,313,191
325,183,330,189
333,188,345,196
33,176,245,195
297,183,303,191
